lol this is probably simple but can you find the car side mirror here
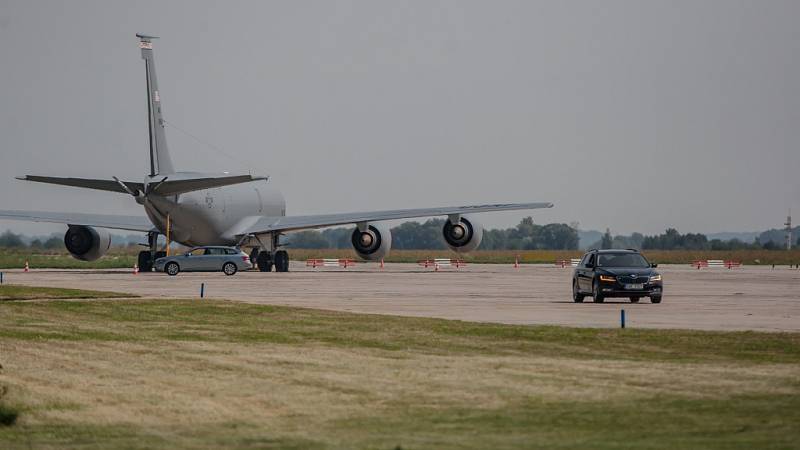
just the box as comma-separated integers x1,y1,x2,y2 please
650,263,658,268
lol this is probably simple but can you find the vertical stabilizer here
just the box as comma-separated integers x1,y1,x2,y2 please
137,34,175,175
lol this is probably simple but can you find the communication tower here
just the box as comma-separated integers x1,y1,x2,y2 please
786,210,793,250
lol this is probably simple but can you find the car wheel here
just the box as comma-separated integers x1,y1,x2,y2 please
592,279,604,303
572,280,584,303
650,296,662,304
165,262,180,276
223,262,237,276
629,297,640,303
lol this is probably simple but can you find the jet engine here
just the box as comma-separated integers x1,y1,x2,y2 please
351,223,392,261
64,225,111,261
442,215,483,253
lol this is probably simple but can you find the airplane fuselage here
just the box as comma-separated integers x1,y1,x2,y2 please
142,176,285,247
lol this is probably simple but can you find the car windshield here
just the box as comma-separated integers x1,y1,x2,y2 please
597,253,650,268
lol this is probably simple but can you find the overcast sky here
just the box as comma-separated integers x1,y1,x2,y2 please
1,0,797,237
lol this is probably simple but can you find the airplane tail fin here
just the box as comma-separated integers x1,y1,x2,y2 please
137,34,175,176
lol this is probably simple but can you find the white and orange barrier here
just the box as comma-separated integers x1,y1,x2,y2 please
306,259,356,269
692,259,741,269
417,258,466,270
555,259,581,268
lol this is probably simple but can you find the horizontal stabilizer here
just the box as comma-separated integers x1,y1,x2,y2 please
148,174,267,196
17,174,267,196
16,176,144,195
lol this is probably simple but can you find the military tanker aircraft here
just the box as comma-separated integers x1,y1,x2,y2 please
0,34,553,272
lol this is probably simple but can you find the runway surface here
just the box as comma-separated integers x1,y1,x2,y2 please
3,263,798,331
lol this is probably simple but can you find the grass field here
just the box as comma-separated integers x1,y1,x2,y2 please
1,248,799,269
0,285,133,301
0,249,139,270
0,296,798,449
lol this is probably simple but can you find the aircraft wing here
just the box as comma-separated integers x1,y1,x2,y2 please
0,210,155,232
240,202,554,235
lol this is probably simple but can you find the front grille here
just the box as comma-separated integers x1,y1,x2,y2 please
618,275,647,284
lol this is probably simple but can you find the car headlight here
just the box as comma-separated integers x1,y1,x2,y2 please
649,274,662,282
599,275,616,282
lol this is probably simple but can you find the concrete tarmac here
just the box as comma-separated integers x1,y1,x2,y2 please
3,263,798,331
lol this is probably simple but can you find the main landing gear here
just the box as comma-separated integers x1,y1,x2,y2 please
137,231,163,272
248,233,289,273
252,249,289,272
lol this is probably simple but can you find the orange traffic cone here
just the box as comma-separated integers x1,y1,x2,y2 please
24,261,29,272
380,258,384,270
514,255,520,269
434,262,439,272
133,264,139,275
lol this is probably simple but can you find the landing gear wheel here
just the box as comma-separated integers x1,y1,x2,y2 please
223,262,237,276
274,250,289,272
572,281,584,303
137,251,153,273
629,297,640,303
650,296,662,304
165,262,180,276
249,249,260,269
592,280,605,303
256,252,273,272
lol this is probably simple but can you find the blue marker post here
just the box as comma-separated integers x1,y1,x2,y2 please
200,283,205,299
620,309,626,329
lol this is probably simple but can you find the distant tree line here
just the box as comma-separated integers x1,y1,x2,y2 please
2,224,797,251
0,231,63,249
591,227,799,251
0,231,144,250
